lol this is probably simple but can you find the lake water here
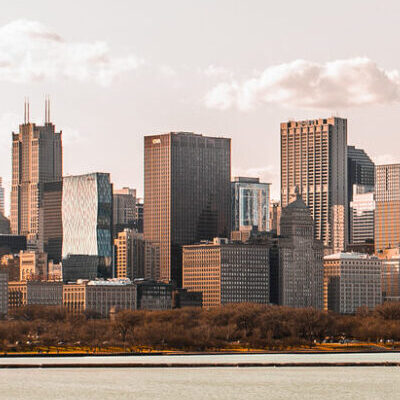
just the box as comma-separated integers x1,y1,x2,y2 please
1,354,399,399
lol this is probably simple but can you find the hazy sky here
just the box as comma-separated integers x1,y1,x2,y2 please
1,0,400,213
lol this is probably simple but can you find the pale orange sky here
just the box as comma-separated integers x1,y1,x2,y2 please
1,0,400,214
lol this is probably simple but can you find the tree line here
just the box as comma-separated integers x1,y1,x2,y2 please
1,302,400,352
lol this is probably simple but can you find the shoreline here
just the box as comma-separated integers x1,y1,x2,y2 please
0,361,399,368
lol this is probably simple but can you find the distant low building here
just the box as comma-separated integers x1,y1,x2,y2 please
182,238,269,308
63,279,137,317
136,280,172,310
8,281,63,309
172,288,202,308
324,253,382,314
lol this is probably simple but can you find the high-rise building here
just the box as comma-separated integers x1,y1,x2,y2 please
40,181,63,262
11,100,62,250
62,173,113,280
347,146,375,243
0,214,10,235
269,201,281,235
0,177,5,216
144,132,231,286
375,164,400,252
280,117,348,253
113,187,137,235
270,195,324,309
182,238,269,308
323,253,382,314
231,177,270,232
349,184,375,245
114,229,145,280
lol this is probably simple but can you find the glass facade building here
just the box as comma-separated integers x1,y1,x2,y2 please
62,173,113,280
231,177,270,232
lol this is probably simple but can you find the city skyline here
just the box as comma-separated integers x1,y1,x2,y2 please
1,1,400,215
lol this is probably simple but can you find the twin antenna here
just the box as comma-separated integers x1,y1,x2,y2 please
23,96,51,124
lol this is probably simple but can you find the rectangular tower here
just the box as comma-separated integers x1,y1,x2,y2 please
144,132,231,286
231,177,271,232
11,100,62,251
375,164,400,252
62,173,113,280
280,117,348,253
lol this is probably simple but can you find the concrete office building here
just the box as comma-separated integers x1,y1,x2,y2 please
324,253,382,314
271,195,324,309
0,271,7,316
231,177,270,232
349,184,375,245
375,164,400,252
11,100,62,250
281,117,348,253
114,229,144,280
182,238,269,308
62,173,113,280
377,248,400,302
144,132,231,286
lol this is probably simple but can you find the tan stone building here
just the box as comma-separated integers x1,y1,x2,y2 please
114,229,144,280
377,248,400,302
19,250,48,281
63,279,137,317
280,117,348,253
182,238,269,308
323,253,382,314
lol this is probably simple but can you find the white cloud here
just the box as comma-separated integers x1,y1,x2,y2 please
0,19,143,85
203,64,233,79
205,58,400,111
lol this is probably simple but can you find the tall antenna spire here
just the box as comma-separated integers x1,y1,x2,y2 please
45,96,48,124
27,98,30,123
48,96,50,123
24,98,26,124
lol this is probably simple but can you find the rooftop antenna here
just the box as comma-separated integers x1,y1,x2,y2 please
45,96,48,124
27,98,30,123
48,96,51,123
24,98,26,124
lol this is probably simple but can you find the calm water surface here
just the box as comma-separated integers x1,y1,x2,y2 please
1,354,399,399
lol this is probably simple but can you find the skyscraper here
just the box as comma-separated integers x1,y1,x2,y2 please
231,177,271,232
113,187,137,236
349,184,375,245
0,177,5,216
62,173,113,280
144,132,231,286
280,117,348,253
271,195,324,309
347,146,375,243
11,100,62,251
375,164,400,252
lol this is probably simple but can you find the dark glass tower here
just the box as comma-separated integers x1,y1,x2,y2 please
144,132,231,286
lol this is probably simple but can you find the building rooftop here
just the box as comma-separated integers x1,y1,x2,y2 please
324,252,379,260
